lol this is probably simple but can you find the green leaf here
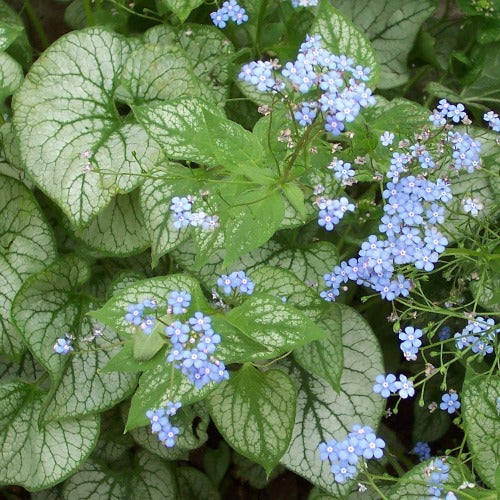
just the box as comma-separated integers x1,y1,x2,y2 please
293,304,343,391
282,183,308,220
412,390,450,443
461,44,500,105
73,190,149,257
177,466,221,500
225,293,328,356
0,52,23,104
143,24,234,105
12,27,161,227
127,403,209,461
208,364,296,474
223,191,285,266
61,452,178,499
462,372,499,488
233,452,284,489
203,441,231,488
331,0,437,88
126,360,217,431
91,408,134,463
0,0,31,68
0,351,45,384
211,316,271,364
0,21,23,52
120,43,215,104
157,0,203,22
470,270,500,312
133,97,268,176
247,265,326,321
0,380,99,491
133,330,166,362
101,341,166,373
11,256,137,421
0,175,57,360
279,305,384,496
173,238,338,294
386,457,473,498
313,0,379,86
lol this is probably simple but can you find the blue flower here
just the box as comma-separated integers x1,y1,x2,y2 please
170,196,191,213
484,110,500,132
438,326,451,341
166,401,182,416
412,441,431,461
462,197,484,216
125,303,144,326
189,312,212,332
318,439,338,462
165,321,190,343
53,337,74,355
440,392,461,414
167,290,191,314
373,373,397,398
294,104,317,126
330,462,356,483
395,374,415,399
380,131,394,146
359,433,385,459
398,327,423,350
140,316,156,335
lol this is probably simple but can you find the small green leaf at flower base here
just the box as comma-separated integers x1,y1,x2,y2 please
133,329,166,362
207,364,297,475
282,183,308,220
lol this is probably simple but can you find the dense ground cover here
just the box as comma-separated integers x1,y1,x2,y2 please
0,0,498,498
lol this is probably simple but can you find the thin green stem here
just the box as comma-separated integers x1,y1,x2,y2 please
83,0,95,26
255,0,269,57
23,0,49,49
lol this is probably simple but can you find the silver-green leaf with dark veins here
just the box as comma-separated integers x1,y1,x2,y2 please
0,175,57,360
13,27,160,227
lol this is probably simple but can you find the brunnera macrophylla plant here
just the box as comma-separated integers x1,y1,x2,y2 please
0,0,498,498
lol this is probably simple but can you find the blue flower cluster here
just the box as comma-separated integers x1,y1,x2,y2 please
398,326,423,361
163,291,229,390
318,424,385,483
210,0,248,28
170,195,219,232
373,373,415,399
239,34,375,133
316,196,355,232
425,458,451,498
146,401,182,448
289,0,318,7
429,99,468,126
412,441,431,462
484,110,500,132
321,150,459,301
440,392,461,414
53,335,74,355
124,298,158,335
217,271,255,295
454,317,497,356
447,130,481,173
328,158,355,186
